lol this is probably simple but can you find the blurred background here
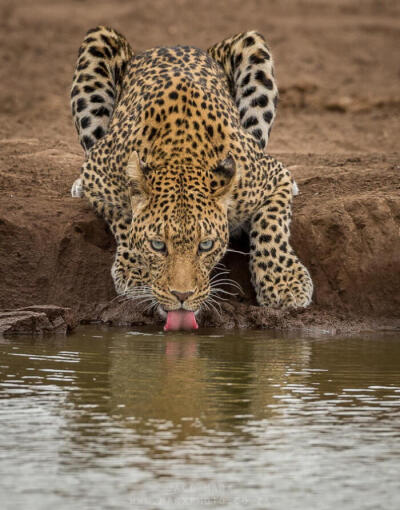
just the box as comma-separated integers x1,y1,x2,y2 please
1,0,399,155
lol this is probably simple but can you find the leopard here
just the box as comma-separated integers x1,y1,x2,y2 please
70,26,313,330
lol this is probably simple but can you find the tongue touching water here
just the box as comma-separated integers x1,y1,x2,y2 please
0,327,399,509
164,310,199,331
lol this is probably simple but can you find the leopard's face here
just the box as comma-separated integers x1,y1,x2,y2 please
111,152,237,314
130,199,228,312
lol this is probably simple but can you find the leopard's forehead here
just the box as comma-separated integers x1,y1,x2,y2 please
147,166,210,199
138,191,223,241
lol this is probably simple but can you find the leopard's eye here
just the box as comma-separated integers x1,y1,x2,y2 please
150,240,166,252
199,239,214,252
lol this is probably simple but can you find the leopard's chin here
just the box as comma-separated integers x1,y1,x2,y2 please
157,305,200,319
157,306,167,319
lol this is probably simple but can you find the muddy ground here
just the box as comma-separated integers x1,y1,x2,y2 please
0,0,399,333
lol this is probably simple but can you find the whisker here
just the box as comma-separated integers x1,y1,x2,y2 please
109,294,130,304
112,285,152,302
201,302,210,312
210,287,238,297
125,287,153,297
207,293,223,309
213,271,230,278
207,300,223,317
125,290,153,297
211,276,242,284
210,271,230,282
143,300,159,313
209,294,229,302
210,278,243,292
214,262,228,270
129,297,154,307
126,291,153,299
205,300,221,318
117,285,152,298
126,285,152,292
226,248,249,256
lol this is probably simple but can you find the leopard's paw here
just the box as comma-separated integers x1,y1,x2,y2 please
71,178,84,198
254,261,313,309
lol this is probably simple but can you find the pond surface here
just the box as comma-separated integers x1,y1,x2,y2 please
0,327,399,510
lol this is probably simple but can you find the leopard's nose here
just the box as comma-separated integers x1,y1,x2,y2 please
170,290,194,303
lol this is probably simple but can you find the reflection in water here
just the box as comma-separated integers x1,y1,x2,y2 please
0,327,399,509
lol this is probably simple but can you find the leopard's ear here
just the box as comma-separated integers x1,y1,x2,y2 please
126,151,151,196
210,154,238,199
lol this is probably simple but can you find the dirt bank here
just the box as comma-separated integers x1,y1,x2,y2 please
0,0,399,333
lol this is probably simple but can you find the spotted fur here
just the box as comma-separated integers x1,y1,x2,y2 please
71,26,133,152
70,26,313,312
208,30,278,150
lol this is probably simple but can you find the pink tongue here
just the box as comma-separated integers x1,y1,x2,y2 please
164,310,199,331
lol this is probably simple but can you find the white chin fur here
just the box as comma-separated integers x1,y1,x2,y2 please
157,306,199,318
157,306,167,319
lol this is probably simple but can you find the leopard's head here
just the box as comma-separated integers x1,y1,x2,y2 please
112,151,239,327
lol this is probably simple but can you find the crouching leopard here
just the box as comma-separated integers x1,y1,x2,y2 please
70,26,313,330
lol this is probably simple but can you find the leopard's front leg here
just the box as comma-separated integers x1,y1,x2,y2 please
111,244,148,295
249,163,313,308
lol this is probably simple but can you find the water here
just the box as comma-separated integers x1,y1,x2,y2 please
0,327,399,510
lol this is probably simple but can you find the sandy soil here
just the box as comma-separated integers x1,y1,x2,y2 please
0,0,399,333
